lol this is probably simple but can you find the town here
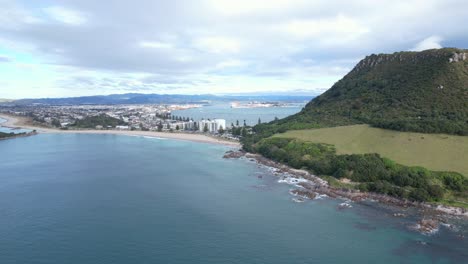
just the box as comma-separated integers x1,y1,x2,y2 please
0,104,249,138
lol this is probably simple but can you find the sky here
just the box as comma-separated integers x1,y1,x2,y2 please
0,0,467,99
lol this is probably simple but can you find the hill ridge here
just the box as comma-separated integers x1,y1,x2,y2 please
278,47,468,135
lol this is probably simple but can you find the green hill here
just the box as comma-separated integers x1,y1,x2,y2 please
272,48,468,135
242,48,468,205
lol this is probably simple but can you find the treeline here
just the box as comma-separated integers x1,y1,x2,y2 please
0,131,28,139
72,114,127,128
253,137,467,202
368,119,467,136
0,132,17,139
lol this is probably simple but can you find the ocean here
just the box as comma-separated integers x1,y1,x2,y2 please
171,102,305,126
0,134,466,264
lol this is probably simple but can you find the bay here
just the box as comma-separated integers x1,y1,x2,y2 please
0,134,466,264
171,102,304,126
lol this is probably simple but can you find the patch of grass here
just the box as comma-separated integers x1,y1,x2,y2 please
274,124,468,176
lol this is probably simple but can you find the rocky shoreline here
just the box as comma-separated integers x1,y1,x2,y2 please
224,150,468,235
0,131,37,141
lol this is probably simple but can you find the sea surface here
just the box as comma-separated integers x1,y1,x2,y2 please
0,134,466,264
172,102,304,126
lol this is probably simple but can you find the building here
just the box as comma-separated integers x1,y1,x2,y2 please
199,119,226,133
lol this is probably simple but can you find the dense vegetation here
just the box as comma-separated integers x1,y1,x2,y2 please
0,131,27,139
254,137,467,202
0,132,15,138
72,114,126,128
257,48,468,136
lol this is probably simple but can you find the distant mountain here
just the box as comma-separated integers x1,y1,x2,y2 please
7,93,313,106
271,48,468,135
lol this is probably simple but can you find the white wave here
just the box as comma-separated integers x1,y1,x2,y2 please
292,198,305,203
142,136,166,140
315,194,328,200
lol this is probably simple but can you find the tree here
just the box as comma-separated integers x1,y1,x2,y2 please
241,128,247,137
218,126,224,134
243,120,247,127
236,120,239,126
231,122,234,128
203,123,209,133
157,123,163,132
52,119,61,127
258,118,261,125
274,116,279,121
176,125,180,131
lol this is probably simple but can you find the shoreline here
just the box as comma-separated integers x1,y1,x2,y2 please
0,114,241,147
224,150,467,234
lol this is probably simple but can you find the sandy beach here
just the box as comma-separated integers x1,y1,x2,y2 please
0,114,240,147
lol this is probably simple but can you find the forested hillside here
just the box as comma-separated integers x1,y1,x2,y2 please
258,48,468,136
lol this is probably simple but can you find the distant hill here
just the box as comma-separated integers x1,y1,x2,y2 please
273,48,468,135
7,93,314,106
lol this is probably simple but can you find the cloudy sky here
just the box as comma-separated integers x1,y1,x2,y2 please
0,0,467,99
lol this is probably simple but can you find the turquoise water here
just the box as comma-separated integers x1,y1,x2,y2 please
0,117,31,134
172,103,304,126
0,134,466,264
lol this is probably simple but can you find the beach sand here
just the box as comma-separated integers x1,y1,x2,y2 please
0,114,240,147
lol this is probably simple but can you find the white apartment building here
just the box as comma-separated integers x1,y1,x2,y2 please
198,119,226,133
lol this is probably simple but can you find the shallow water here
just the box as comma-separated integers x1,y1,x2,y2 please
0,117,31,134
0,134,466,264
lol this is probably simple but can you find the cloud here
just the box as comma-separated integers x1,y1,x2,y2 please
43,6,87,25
207,0,305,15
0,0,468,98
280,15,369,40
411,36,443,51
194,36,242,53
139,41,173,49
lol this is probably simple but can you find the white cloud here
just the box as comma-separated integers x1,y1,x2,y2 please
1,0,468,98
280,15,369,40
44,6,87,25
194,36,242,53
411,36,443,51
208,0,306,15
139,41,173,49
0,0,41,29
216,59,248,69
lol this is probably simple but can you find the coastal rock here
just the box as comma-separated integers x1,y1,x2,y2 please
290,189,317,200
223,150,245,159
415,219,439,235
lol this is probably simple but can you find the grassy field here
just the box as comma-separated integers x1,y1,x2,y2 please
273,124,468,176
